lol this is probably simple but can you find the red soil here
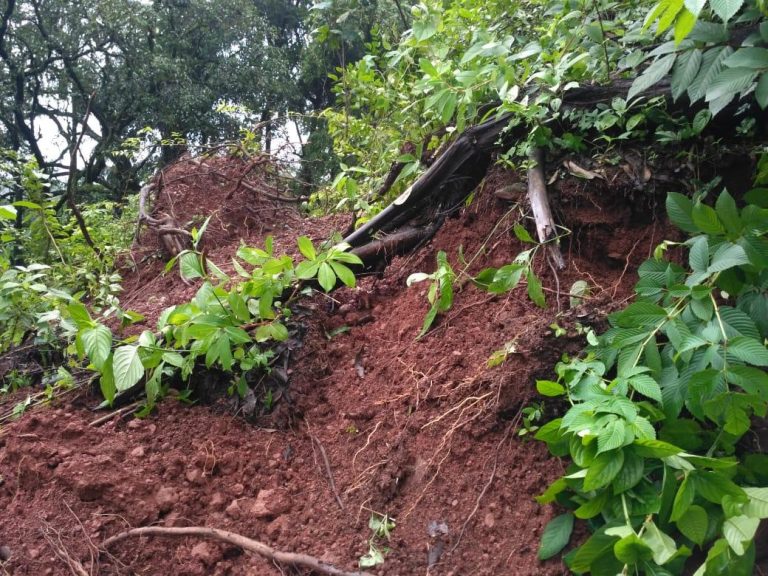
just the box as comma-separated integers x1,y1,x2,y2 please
0,156,670,575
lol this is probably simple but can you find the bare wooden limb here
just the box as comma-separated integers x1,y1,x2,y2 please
102,526,373,576
527,148,565,270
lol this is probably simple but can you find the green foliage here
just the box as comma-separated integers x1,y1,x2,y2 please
64,235,362,411
407,250,456,338
535,183,768,574
359,513,396,568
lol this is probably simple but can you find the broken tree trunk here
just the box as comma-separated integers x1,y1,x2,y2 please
527,148,565,270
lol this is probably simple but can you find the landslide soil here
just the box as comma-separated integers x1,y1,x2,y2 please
0,155,674,575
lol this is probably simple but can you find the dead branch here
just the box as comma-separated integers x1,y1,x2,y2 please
135,182,189,256
527,147,565,270
101,526,373,576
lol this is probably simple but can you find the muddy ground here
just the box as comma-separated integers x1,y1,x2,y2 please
0,155,680,575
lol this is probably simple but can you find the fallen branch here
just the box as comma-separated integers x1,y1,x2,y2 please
527,147,565,270
102,526,373,576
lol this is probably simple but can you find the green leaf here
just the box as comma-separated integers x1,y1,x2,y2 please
538,513,574,560
728,336,768,366
674,8,697,44
705,68,758,103
615,534,654,564
708,243,749,273
723,515,759,555
756,73,768,109
634,439,682,458
677,505,708,545
672,49,703,100
613,449,646,493
688,46,733,103
179,252,204,280
537,380,566,397
100,354,115,405
694,471,746,504
692,202,725,234
709,0,744,21
629,54,677,101
684,0,706,16
489,264,524,293
112,345,145,392
630,374,663,403
715,190,742,236
330,261,356,288
743,487,768,518
527,269,546,308
667,192,698,233
297,236,317,260
82,325,113,371
317,262,336,292
724,47,768,69
597,418,628,454
671,474,695,521
569,530,619,572
513,223,535,243
0,205,17,219
641,521,678,565
295,259,319,279
584,450,625,491
574,488,610,518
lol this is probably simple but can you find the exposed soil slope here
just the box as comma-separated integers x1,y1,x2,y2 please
1,154,676,575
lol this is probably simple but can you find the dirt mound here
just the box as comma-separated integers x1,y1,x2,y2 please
0,157,670,575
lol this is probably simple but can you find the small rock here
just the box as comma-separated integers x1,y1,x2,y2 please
0,545,11,561
185,468,202,484
266,516,290,538
190,542,220,567
60,423,84,440
58,447,73,458
27,546,42,560
130,446,145,458
146,424,157,435
229,483,244,497
209,492,226,509
154,487,179,513
483,512,495,529
127,419,142,430
250,488,291,518
451,499,458,507
225,499,241,519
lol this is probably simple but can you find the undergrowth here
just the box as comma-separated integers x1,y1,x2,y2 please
534,171,768,574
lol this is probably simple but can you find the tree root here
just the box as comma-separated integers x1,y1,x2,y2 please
102,526,374,576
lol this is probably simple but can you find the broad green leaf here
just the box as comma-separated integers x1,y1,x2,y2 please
537,380,565,397
615,302,668,327
708,243,749,273
724,47,768,69
723,515,759,555
584,450,625,491
615,534,654,564
677,504,708,545
684,0,706,16
112,345,145,392
297,236,317,260
728,336,768,366
536,477,568,504
0,205,17,219
629,54,677,101
630,374,663,403
671,474,695,521
613,448,645,493
179,252,204,280
672,49,703,100
574,488,610,518
692,202,725,234
715,190,741,236
743,487,768,518
82,325,113,371
634,439,682,458
641,521,678,565
597,418,628,453
705,68,758,103
709,0,744,21
757,73,768,109
100,354,115,405
489,264,524,293
330,261,356,288
569,530,618,572
674,8,697,44
667,192,698,233
688,46,733,103
695,471,746,503
538,513,574,560
317,262,335,292
513,223,535,243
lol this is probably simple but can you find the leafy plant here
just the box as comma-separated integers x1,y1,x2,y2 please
407,250,456,338
534,183,768,574
359,513,396,568
519,402,544,437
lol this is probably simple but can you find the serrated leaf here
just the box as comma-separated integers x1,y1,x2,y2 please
688,46,733,103
82,325,113,371
629,54,677,101
710,0,744,21
613,449,645,493
667,192,698,233
598,418,628,453
684,0,706,16
728,336,768,366
538,513,574,560
708,243,749,273
723,515,759,555
672,49,703,100
705,67,758,103
715,190,741,236
570,530,619,572
724,47,768,69
630,374,663,402
677,504,708,545
634,439,682,458
584,450,625,491
615,534,654,564
692,109,712,134
112,345,144,392
692,202,725,234
641,521,678,565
